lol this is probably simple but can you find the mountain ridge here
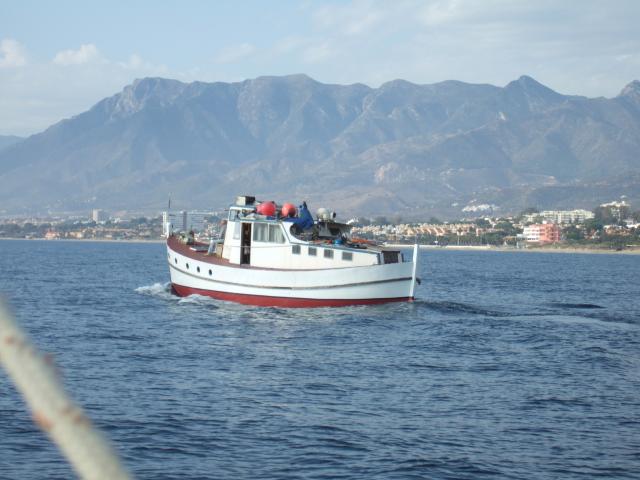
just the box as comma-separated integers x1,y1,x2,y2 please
1,74,639,217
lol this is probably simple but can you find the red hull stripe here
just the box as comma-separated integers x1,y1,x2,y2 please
171,283,413,308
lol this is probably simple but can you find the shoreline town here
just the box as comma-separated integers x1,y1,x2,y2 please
1,199,639,254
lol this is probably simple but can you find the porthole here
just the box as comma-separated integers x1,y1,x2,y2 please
186,263,190,269
208,269,212,276
174,258,178,264
197,266,200,273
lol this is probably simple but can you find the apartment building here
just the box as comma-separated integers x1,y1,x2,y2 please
522,223,561,244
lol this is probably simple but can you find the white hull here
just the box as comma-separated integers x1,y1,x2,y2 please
167,241,417,307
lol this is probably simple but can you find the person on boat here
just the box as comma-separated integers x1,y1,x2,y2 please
285,201,314,235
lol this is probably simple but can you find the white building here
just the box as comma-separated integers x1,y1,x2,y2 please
162,211,175,237
184,211,209,232
91,209,109,223
162,210,212,237
600,200,630,221
524,209,594,224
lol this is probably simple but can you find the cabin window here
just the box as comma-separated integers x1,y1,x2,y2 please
208,269,212,276
186,263,190,269
308,247,317,256
232,221,241,240
342,251,353,261
253,223,268,242
383,251,400,264
292,245,301,254
253,223,285,243
174,258,178,264
324,249,334,259
197,266,200,273
268,224,285,243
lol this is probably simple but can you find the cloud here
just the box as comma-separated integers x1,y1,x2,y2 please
214,43,256,64
124,54,143,69
0,38,27,68
53,44,100,66
303,42,335,64
272,36,308,55
0,46,170,136
420,0,463,26
267,0,640,90
116,53,168,72
313,0,385,36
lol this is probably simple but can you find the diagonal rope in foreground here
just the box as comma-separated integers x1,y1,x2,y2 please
0,300,132,480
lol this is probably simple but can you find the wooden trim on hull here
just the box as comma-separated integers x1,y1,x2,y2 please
171,283,413,308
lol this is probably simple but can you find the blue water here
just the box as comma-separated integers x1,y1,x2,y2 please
1,239,639,479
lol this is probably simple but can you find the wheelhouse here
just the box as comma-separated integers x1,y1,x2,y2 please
210,197,405,270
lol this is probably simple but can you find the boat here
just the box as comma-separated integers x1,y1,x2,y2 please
166,196,419,307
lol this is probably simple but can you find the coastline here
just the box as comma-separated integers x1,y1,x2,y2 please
3,237,639,254
0,237,165,244
385,243,640,255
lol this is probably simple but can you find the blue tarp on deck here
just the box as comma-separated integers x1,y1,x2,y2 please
284,202,314,230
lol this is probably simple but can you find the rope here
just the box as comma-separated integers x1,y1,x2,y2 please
0,300,132,480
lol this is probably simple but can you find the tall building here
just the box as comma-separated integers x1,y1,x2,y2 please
523,223,561,244
91,209,109,223
599,200,630,221
162,210,211,236
184,211,208,232
162,211,174,237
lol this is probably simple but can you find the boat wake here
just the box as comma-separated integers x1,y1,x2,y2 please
135,283,220,309
548,302,604,309
416,300,509,317
135,282,174,299
176,294,219,309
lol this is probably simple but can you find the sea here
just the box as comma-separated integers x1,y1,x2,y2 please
0,239,639,479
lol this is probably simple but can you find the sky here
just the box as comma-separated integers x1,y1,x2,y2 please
1,0,639,136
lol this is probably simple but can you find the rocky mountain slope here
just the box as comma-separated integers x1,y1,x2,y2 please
1,75,639,217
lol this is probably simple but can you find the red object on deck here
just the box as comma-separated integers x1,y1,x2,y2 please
171,283,412,308
256,201,276,216
281,203,297,217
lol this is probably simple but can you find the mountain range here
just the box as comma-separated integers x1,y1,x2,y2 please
0,135,23,152
1,74,639,218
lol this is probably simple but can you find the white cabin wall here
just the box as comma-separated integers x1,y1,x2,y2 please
222,220,242,264
249,242,290,268
250,241,378,270
222,218,379,269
